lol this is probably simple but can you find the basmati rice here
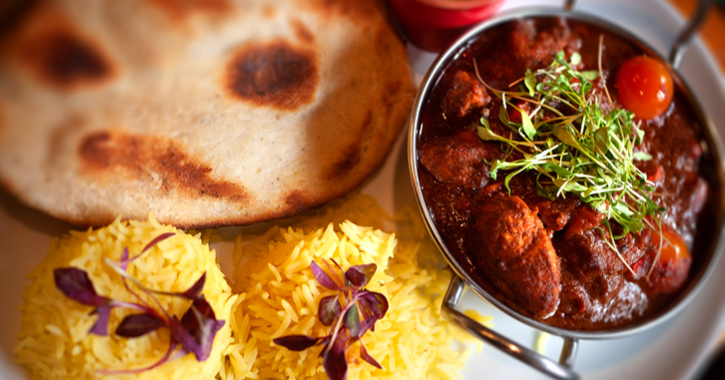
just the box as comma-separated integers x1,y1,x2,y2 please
15,215,237,380
15,193,491,380
220,193,492,380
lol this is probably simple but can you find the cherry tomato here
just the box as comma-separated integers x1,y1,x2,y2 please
647,226,691,294
615,56,674,120
652,226,689,261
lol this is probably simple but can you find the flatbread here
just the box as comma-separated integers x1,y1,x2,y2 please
0,0,414,228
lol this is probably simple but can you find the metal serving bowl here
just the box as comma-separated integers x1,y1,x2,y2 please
407,1,725,379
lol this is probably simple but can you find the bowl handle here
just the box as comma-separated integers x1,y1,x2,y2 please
564,0,713,68
442,274,581,380
564,0,579,12
669,0,715,68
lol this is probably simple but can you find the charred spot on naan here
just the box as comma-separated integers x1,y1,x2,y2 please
326,110,373,180
328,146,362,180
145,0,232,20
291,19,315,45
226,40,319,111
283,189,311,215
79,130,247,201
15,17,116,91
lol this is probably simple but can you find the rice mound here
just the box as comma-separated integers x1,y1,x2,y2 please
220,193,492,380
15,215,238,380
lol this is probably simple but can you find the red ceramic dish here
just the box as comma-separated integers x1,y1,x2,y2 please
389,0,505,52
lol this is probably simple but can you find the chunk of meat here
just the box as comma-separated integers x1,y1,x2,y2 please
509,19,573,71
556,206,628,304
615,227,651,267
423,181,474,233
662,173,709,248
466,194,560,318
418,129,499,189
562,205,604,239
495,173,580,232
557,273,590,315
529,196,580,232
681,174,708,222
441,71,492,118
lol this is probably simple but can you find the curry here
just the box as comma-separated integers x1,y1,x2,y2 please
416,17,715,330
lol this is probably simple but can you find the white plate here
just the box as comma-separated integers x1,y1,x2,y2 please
1,0,724,379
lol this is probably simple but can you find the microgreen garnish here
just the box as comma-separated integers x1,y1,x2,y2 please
273,258,389,380
473,48,664,272
53,233,225,373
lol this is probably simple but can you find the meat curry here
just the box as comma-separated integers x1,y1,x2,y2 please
416,17,716,330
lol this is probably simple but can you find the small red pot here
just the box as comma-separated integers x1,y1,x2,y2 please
388,0,505,52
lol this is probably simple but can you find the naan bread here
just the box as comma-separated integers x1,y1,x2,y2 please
0,0,414,228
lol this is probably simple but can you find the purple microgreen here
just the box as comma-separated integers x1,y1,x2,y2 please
88,305,113,336
108,258,171,320
359,342,383,370
318,295,342,327
121,278,153,311
359,291,388,320
167,316,201,360
141,232,175,255
181,273,206,299
327,259,347,287
104,257,202,320
97,342,180,375
375,293,389,319
110,248,156,312
116,313,166,338
106,236,175,313
103,257,142,285
359,297,377,320
181,296,217,331
345,263,377,288
54,268,111,307
273,335,323,351
357,315,378,337
318,335,331,349
108,300,152,312
192,308,225,362
344,304,361,338
277,260,389,380
115,232,175,268
54,268,117,336
104,257,141,284
323,329,349,380
54,235,222,373
355,295,374,319
120,247,130,269
311,261,341,291
169,346,189,362
176,297,225,361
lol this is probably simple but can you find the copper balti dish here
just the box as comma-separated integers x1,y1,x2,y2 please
407,0,725,379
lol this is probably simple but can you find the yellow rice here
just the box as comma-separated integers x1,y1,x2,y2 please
220,193,492,380
15,215,238,380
